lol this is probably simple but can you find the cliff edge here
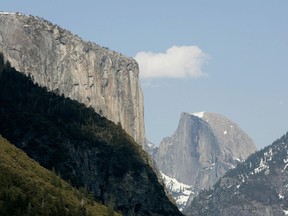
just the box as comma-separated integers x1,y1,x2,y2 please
0,12,145,146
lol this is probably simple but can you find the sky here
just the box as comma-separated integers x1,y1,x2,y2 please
2,0,288,149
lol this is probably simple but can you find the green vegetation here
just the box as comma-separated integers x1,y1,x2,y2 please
0,53,148,178
0,135,121,216
0,53,171,215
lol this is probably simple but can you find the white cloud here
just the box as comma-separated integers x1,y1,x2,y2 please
134,45,208,79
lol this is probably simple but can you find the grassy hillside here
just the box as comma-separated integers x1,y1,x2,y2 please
0,135,120,216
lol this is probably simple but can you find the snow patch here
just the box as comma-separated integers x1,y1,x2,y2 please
203,163,215,171
191,111,205,118
264,148,273,161
283,154,288,173
254,158,269,174
234,157,241,162
279,193,284,199
161,172,193,211
224,130,227,135
147,141,157,149
283,209,288,215
252,149,275,175
0,12,16,15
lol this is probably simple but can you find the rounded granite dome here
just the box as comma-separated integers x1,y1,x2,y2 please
155,111,256,209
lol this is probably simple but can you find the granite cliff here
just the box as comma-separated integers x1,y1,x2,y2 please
0,59,183,216
0,12,145,146
186,132,288,216
154,112,256,209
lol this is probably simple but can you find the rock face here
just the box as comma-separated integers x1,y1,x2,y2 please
0,62,183,216
0,12,145,146
145,139,158,159
154,112,256,208
186,132,288,216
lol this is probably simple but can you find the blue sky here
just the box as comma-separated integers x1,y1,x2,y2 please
2,1,288,148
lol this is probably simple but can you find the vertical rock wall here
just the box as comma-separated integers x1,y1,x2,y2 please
0,12,145,146
155,112,256,205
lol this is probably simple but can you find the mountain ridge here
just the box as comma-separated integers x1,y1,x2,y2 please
0,55,183,216
0,12,145,147
185,131,288,216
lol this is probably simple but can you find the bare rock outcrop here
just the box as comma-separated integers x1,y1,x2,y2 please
0,12,145,146
154,112,257,208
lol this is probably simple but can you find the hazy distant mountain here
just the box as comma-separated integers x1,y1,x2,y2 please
145,139,158,158
185,132,288,216
154,112,256,209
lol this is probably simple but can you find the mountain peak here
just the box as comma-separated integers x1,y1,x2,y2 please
154,111,256,210
189,111,206,118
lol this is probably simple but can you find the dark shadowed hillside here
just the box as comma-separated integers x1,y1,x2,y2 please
0,135,121,216
0,12,145,147
0,54,182,216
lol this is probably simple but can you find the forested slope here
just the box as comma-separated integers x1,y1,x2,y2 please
0,54,182,216
0,135,120,216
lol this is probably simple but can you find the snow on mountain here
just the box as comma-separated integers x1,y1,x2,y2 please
0,12,16,15
185,132,288,216
190,111,205,118
144,139,158,158
161,172,193,211
155,112,256,211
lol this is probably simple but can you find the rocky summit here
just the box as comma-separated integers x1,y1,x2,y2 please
0,12,145,147
154,112,256,209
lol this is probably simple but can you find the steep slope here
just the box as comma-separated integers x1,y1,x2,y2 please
0,12,145,147
145,139,158,159
160,172,193,211
0,135,121,216
0,56,182,216
155,112,256,209
186,132,288,216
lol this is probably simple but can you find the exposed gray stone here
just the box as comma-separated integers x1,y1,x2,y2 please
154,112,256,209
0,12,145,147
